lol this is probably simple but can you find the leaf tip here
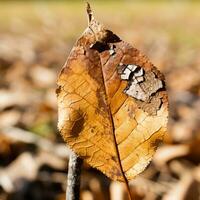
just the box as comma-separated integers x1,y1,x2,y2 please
86,1,94,24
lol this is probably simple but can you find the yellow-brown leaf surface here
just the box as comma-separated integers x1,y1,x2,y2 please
57,4,168,182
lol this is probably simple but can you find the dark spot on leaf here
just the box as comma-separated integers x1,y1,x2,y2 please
55,86,61,96
111,156,117,162
153,138,163,147
90,41,110,53
104,30,121,43
71,117,85,137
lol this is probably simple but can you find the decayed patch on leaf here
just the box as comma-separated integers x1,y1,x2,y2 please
57,3,168,184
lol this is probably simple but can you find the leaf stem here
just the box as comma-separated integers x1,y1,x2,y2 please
85,2,133,199
66,151,83,200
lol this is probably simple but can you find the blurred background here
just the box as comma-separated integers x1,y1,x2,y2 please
0,1,200,200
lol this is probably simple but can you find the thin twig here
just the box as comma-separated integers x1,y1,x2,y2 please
66,151,83,200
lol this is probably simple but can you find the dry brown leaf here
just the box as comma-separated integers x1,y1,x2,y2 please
57,2,168,186
163,172,198,200
153,145,189,167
